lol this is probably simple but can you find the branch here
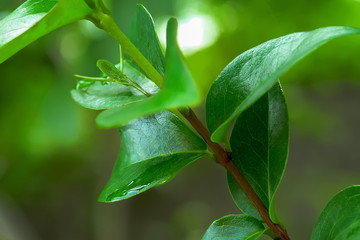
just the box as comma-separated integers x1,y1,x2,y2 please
90,10,290,240
180,108,290,240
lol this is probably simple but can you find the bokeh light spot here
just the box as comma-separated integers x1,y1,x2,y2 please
159,14,219,55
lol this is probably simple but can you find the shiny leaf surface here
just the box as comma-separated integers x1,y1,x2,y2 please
311,185,360,240
228,82,289,222
96,18,200,128
206,26,360,143
201,214,268,240
129,4,165,76
0,0,93,63
98,111,208,202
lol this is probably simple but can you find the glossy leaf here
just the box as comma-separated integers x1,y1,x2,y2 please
71,61,158,110
202,214,268,240
98,111,208,202
0,0,94,64
311,185,360,240
206,26,360,143
228,82,289,223
129,4,165,76
96,18,200,128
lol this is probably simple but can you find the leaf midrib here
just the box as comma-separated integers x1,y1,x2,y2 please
120,149,210,168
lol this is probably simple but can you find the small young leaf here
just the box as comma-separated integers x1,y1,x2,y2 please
0,0,94,64
311,185,360,240
129,4,165,76
228,82,289,223
96,18,200,128
206,26,360,143
98,111,209,202
71,61,158,110
201,214,268,240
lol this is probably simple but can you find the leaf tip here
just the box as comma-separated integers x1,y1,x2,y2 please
95,113,112,129
166,17,178,42
136,3,146,10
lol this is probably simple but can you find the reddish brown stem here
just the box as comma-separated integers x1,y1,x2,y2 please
180,108,290,240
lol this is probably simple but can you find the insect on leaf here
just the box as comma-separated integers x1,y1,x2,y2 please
96,18,201,128
71,60,158,110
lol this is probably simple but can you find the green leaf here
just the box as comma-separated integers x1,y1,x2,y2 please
83,0,98,9
311,185,360,240
228,82,289,223
96,18,200,128
71,61,158,110
98,111,208,202
129,4,165,76
206,26,360,143
0,0,94,64
201,214,268,240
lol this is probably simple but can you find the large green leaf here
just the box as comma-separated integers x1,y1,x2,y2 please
71,61,158,110
206,26,360,143
0,0,94,64
311,185,360,240
129,4,165,76
228,82,289,223
98,111,208,202
201,214,268,240
96,18,200,128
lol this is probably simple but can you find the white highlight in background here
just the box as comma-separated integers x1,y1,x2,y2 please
158,14,219,55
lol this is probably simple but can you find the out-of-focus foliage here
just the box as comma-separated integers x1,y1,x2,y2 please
0,0,94,63
311,185,360,240
1,0,360,239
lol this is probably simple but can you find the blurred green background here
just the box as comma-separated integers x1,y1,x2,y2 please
1,0,360,239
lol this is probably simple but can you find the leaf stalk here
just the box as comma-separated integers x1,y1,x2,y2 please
179,108,290,240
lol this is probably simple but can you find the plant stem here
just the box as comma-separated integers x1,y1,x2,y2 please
89,11,164,88
91,10,290,240
179,108,290,240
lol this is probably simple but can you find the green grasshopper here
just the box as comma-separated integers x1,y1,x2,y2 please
75,59,150,97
